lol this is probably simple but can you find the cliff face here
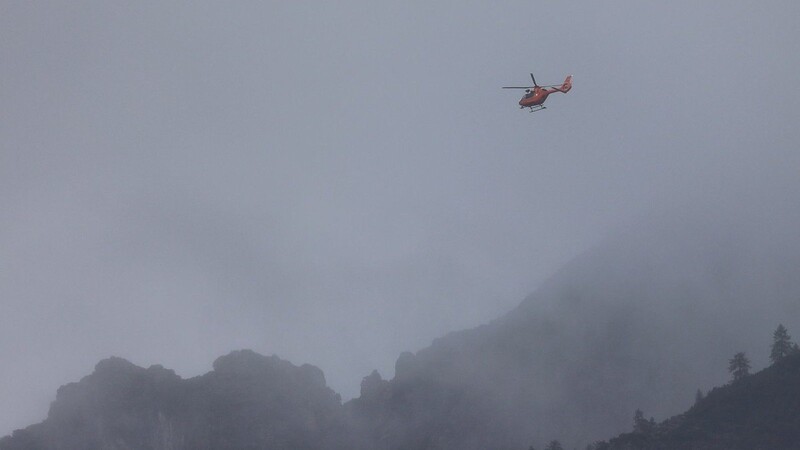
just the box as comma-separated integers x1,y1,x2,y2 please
0,350,359,450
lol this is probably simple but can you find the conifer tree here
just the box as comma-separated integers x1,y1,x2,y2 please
728,352,751,381
544,440,564,450
770,324,794,364
694,388,704,404
633,409,654,434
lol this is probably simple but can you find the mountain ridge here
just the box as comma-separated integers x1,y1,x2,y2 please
4,209,799,449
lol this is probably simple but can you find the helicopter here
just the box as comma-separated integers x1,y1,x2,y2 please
503,73,572,112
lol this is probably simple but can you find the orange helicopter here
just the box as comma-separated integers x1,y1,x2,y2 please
503,73,572,112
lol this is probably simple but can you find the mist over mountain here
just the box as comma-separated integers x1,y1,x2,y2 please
4,1,800,444
4,204,799,450
349,203,800,449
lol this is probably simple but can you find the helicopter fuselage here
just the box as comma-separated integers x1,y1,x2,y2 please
518,87,552,107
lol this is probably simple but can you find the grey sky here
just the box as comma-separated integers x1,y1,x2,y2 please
2,1,799,435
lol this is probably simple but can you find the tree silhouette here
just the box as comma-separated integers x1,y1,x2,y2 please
544,440,564,450
770,324,794,364
728,352,751,381
632,408,656,434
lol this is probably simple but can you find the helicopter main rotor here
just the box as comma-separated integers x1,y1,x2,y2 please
502,73,561,90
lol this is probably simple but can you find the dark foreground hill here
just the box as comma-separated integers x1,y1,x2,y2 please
0,350,359,450
594,353,800,450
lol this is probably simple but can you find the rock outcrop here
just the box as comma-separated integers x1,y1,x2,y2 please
0,350,358,450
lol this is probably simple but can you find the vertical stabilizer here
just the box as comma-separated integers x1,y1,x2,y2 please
560,75,573,93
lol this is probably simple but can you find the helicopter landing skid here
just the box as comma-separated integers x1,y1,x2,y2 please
527,105,546,113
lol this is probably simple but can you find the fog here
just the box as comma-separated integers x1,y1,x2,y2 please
2,1,799,437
